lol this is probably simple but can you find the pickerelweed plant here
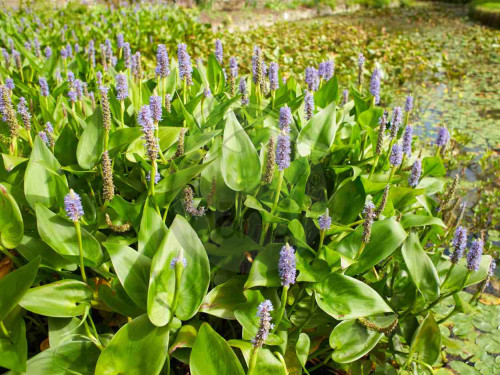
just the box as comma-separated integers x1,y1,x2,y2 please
0,7,496,375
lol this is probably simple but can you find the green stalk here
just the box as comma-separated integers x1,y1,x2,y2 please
440,263,455,287
383,138,396,169
120,101,125,128
271,286,289,333
74,221,87,283
387,165,396,184
0,321,13,344
248,347,259,374
369,154,380,179
259,170,284,245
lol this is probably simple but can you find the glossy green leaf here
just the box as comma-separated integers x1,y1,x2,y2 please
16,235,76,271
95,314,170,375
0,314,27,372
76,107,104,169
296,332,310,369
338,219,407,276
440,255,493,292
19,280,93,317
297,101,338,159
6,341,100,375
328,178,365,224
104,242,151,308
229,340,287,375
200,276,247,320
221,111,261,192
329,320,383,363
0,257,40,321
410,312,441,365
190,323,245,375
35,204,103,267
401,232,440,301
245,244,283,289
138,197,168,258
313,273,393,319
148,215,210,325
0,183,23,249
400,214,446,229
24,136,68,209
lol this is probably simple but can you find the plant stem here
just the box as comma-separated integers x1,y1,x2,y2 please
369,155,380,179
271,286,289,333
259,170,284,245
441,263,455,287
0,321,13,344
120,100,125,128
248,347,259,374
74,221,87,283
387,165,396,184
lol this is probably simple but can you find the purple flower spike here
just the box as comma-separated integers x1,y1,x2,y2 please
39,131,49,145
64,189,84,222
389,144,403,166
117,33,124,49
115,74,128,101
436,127,450,147
467,238,483,272
68,90,78,103
252,300,274,348
269,62,279,91
155,44,170,78
319,60,334,81
369,68,381,104
358,53,365,86
170,256,187,269
278,243,296,287
276,132,291,171
318,208,332,231
215,39,223,65
279,105,292,132
203,87,211,98
5,78,14,90
405,95,413,112
44,46,52,59
408,159,422,188
149,95,162,122
402,125,413,156
239,79,248,105
39,77,49,97
305,67,319,91
177,43,193,85
229,56,238,77
450,226,467,264
138,105,158,161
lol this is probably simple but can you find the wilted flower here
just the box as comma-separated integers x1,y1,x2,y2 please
183,186,205,217
435,126,450,147
450,226,467,264
102,151,114,202
100,86,111,134
304,90,314,120
362,202,376,243
376,111,388,156
278,243,296,287
358,53,365,87
138,105,158,161
276,132,291,171
252,300,274,348
375,185,390,217
262,137,276,184
466,238,483,272
389,106,402,139
318,208,332,231
64,189,84,222
239,79,249,105
402,125,413,156
215,39,223,64
408,159,422,188
115,74,128,101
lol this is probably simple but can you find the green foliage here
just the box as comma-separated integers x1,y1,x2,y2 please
0,2,497,375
